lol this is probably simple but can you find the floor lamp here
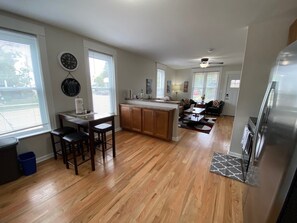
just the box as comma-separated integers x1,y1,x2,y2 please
172,84,180,100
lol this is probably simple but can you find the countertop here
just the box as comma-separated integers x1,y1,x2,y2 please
120,103,176,111
125,98,180,105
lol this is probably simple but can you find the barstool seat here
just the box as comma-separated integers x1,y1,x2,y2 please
63,132,89,143
51,127,76,136
94,123,113,131
50,126,76,163
63,132,90,175
93,123,113,159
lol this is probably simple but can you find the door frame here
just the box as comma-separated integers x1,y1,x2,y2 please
222,71,241,116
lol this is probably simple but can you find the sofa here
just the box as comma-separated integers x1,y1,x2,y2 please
205,100,225,116
179,98,196,116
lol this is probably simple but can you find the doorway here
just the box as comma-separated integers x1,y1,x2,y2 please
224,73,241,116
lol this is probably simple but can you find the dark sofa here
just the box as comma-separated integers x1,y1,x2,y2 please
179,98,196,116
205,100,225,116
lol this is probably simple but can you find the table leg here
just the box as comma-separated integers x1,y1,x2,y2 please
89,127,95,171
112,118,116,157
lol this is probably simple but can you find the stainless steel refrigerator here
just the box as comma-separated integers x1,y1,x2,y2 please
243,41,297,223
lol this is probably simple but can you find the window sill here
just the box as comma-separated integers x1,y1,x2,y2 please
0,129,51,140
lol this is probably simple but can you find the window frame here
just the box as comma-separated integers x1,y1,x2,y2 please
230,79,241,88
156,68,165,98
0,15,53,139
83,40,117,115
191,67,222,102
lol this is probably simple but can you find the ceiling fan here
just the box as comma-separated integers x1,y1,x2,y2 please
200,58,224,68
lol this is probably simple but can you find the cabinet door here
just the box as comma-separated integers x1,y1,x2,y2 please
120,105,131,129
142,108,154,135
131,107,142,132
288,19,297,45
154,110,169,140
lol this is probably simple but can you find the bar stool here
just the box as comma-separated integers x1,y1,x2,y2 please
62,132,90,175
93,123,113,159
50,127,76,163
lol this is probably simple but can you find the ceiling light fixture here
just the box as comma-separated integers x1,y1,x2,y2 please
200,58,209,68
200,63,208,68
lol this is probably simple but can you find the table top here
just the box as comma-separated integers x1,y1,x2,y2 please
58,111,115,127
184,107,205,114
59,111,115,121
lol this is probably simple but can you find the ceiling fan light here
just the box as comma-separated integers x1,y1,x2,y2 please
200,63,208,68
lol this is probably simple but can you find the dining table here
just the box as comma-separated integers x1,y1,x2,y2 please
58,111,116,171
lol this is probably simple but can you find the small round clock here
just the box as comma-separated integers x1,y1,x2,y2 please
58,52,79,72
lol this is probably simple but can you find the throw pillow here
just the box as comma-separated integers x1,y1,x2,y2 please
213,100,220,108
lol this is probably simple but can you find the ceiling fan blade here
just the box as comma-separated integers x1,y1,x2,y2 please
209,62,224,64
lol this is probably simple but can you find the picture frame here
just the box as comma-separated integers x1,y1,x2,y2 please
183,81,189,93
146,79,152,94
167,80,171,93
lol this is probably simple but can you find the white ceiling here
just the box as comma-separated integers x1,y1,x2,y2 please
0,0,296,69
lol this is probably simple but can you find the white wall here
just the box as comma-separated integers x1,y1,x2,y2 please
175,68,192,100
117,50,156,102
229,16,296,157
0,11,163,160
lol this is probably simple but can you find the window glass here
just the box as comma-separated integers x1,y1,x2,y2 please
230,79,240,88
88,50,116,115
192,71,219,102
206,73,219,100
192,73,204,100
156,69,165,98
0,29,49,137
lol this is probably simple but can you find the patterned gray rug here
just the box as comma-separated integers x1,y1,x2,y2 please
209,152,244,182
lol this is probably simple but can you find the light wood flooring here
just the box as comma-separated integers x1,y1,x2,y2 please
0,116,246,223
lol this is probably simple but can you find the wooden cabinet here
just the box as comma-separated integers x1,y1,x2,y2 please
120,104,174,141
288,19,297,45
120,105,132,129
154,110,173,140
120,105,142,132
131,107,142,132
142,108,154,135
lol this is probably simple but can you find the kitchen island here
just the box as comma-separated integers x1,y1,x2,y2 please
120,99,181,141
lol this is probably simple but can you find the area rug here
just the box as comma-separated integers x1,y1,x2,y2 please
178,116,216,134
209,152,244,182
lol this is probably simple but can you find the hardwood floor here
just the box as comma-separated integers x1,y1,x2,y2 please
0,116,246,223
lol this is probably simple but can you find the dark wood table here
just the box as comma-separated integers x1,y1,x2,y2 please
58,111,116,171
196,102,206,108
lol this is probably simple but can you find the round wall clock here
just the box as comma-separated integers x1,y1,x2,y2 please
58,52,79,72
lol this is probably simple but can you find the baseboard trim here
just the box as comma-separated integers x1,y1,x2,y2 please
115,127,122,132
228,151,242,158
172,135,181,142
36,153,53,163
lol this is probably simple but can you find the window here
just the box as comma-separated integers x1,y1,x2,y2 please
0,29,50,137
230,79,240,88
88,50,116,115
192,71,219,102
156,68,165,98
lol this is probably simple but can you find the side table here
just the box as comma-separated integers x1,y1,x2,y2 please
196,102,206,108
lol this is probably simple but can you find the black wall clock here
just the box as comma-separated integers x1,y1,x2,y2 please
61,78,81,97
58,52,79,72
